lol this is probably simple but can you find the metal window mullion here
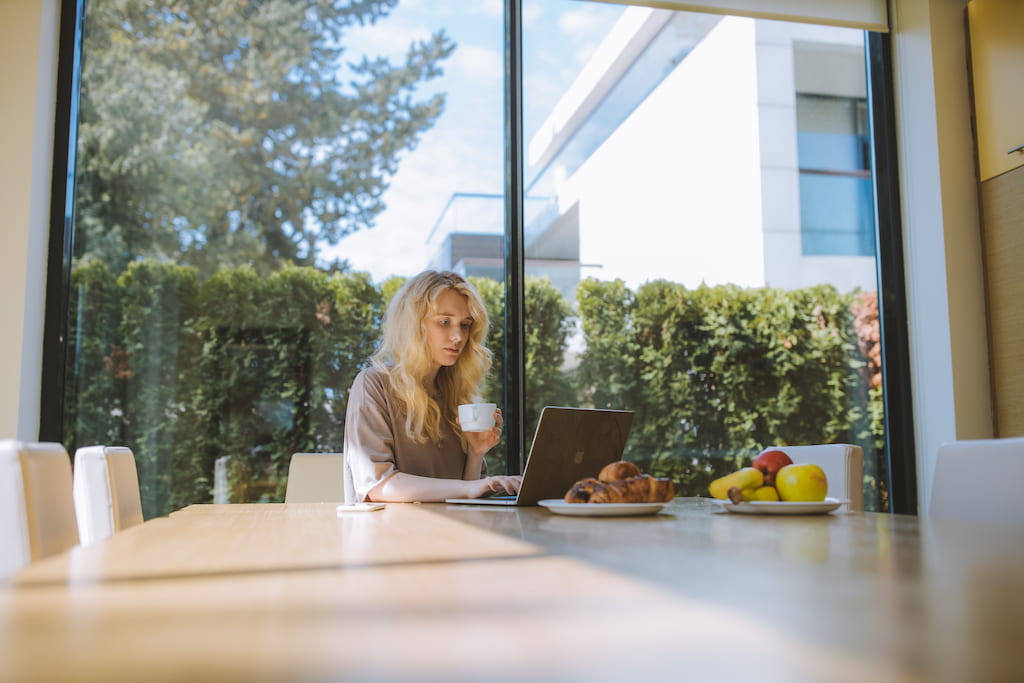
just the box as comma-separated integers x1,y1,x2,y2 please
39,0,87,442
503,0,526,474
866,31,918,515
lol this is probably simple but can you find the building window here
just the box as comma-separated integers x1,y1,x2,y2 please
796,95,875,257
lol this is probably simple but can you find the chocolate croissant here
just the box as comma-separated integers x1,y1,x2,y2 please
587,474,676,504
598,460,642,483
564,477,603,503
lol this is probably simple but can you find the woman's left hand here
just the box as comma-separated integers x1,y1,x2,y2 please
464,407,502,457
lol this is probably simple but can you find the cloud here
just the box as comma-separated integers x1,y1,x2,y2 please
324,126,501,282
475,0,503,20
522,3,545,26
451,43,503,83
340,8,436,63
558,4,617,34
321,69,503,282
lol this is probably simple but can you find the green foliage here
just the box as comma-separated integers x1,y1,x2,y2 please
379,275,409,306
117,260,199,518
471,276,574,474
471,277,505,475
523,277,575,428
62,264,883,515
63,258,124,450
575,278,880,504
180,264,384,508
76,0,455,277
470,276,504,409
576,278,638,409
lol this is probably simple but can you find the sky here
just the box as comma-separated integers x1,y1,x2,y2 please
318,0,625,283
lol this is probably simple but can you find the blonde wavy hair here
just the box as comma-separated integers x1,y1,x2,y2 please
371,271,492,445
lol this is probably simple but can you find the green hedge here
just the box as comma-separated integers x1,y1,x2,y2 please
63,261,883,516
576,278,881,502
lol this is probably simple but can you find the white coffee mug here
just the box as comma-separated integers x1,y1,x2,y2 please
458,403,497,432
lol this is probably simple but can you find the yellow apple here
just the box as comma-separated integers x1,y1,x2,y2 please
775,464,827,502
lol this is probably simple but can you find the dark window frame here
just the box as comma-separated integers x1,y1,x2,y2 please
40,0,85,445
865,31,917,515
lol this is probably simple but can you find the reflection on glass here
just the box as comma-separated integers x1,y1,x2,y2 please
522,2,886,510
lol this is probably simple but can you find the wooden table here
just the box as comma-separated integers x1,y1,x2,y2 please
2,499,1023,682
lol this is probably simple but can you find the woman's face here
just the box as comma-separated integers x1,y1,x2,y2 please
425,289,473,369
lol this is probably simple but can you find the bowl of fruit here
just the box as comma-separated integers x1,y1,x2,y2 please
708,449,848,515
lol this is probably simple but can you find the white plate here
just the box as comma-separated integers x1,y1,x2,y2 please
537,499,670,517
711,497,848,515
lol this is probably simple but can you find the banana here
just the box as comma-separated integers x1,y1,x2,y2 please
708,467,764,499
749,485,780,501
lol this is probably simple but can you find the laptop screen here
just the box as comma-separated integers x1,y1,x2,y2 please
447,406,634,506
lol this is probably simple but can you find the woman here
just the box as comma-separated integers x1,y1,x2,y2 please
343,270,522,503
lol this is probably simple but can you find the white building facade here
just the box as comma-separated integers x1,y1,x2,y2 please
434,7,878,301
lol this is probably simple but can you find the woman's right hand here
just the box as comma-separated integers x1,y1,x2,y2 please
467,474,523,498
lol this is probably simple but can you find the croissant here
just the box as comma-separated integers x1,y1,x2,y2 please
598,460,642,483
586,474,676,504
564,477,603,503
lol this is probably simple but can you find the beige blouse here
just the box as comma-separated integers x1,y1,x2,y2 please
343,366,483,502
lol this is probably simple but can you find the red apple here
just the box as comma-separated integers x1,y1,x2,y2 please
751,448,793,487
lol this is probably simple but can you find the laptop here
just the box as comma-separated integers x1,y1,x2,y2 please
445,406,634,506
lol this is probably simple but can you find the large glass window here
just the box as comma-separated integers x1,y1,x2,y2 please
519,3,887,509
64,1,505,514
57,0,894,516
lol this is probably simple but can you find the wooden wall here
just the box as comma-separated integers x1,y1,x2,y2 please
979,164,1024,436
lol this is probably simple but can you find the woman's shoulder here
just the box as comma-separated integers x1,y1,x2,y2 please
352,364,392,394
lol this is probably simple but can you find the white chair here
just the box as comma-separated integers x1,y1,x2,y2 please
930,437,1024,523
1,439,80,578
284,453,345,503
73,445,145,545
767,443,865,511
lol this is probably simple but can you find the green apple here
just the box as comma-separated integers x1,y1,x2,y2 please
775,464,828,502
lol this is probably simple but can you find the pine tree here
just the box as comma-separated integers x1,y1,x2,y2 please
75,0,455,277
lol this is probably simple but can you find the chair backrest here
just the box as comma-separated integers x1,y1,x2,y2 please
768,444,864,511
73,445,144,545
930,437,1024,523
0,440,32,578
0,439,79,578
285,453,345,503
